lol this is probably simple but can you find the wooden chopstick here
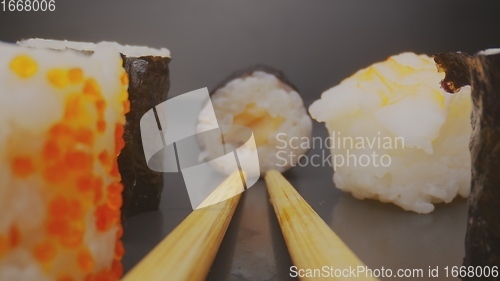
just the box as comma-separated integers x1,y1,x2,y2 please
265,170,379,281
122,172,244,281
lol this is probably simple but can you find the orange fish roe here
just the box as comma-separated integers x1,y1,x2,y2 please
115,225,123,240
97,120,106,133
8,225,20,248
60,225,84,249
64,94,88,122
120,72,129,86
77,248,94,273
95,99,106,116
122,99,130,114
11,155,35,178
76,176,93,193
98,150,110,166
108,182,123,195
107,182,123,210
33,240,57,263
77,174,101,194
111,259,123,278
47,197,85,250
43,162,68,183
57,274,75,281
64,149,92,171
93,184,103,204
114,124,125,154
114,241,124,260
49,196,72,217
74,128,94,146
49,123,73,138
49,197,82,216
83,78,101,98
47,219,69,237
107,193,122,211
67,200,84,220
43,139,61,160
94,205,118,232
85,270,115,281
110,162,120,179
68,68,84,84
10,54,38,78
0,234,8,258
93,178,104,194
47,68,69,89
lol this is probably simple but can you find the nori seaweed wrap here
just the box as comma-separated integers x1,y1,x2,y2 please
435,49,500,277
119,55,170,218
197,65,312,174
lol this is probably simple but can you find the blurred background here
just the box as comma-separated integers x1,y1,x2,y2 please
2,1,500,280
2,0,500,104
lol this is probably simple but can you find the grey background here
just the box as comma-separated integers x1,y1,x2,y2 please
1,1,500,280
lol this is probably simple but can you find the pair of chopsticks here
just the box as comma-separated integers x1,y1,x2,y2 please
123,170,378,281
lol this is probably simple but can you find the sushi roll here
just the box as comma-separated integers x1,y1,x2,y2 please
0,42,127,280
435,49,500,270
197,65,313,174
309,53,472,214
19,39,171,219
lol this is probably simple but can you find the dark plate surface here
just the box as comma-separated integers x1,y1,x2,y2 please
122,122,467,281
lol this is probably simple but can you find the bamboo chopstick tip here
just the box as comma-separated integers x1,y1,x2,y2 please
264,169,281,180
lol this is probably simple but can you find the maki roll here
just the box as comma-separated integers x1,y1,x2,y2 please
435,49,500,274
19,39,171,219
0,42,127,280
309,53,472,214
197,65,313,174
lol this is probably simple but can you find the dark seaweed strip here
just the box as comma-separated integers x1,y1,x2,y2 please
435,52,500,280
119,55,171,219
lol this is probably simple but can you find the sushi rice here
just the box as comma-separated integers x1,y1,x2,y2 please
0,41,127,281
309,53,472,214
19,38,172,219
197,68,313,174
